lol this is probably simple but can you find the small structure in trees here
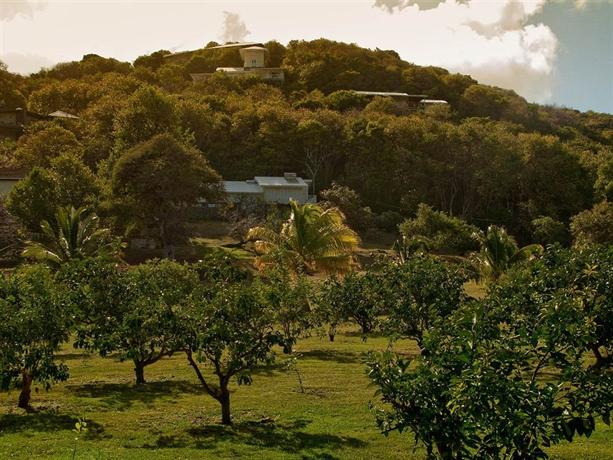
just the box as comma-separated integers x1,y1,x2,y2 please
222,173,314,205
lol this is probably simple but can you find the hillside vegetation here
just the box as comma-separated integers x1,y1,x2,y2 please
1,39,612,245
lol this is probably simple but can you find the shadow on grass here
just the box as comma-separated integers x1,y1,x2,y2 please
67,380,202,411
299,349,362,364
342,330,388,339
144,418,366,458
0,412,106,439
57,352,94,361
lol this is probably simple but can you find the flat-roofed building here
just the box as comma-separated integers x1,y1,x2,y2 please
351,91,447,109
190,44,284,83
352,91,428,108
223,173,313,204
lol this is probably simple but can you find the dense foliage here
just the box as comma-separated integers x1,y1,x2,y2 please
60,258,198,384
368,246,613,459
0,265,70,408
0,39,610,246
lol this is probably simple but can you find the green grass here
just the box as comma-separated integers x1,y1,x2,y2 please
1,327,611,459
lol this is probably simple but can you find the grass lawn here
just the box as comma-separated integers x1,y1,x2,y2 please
0,326,611,459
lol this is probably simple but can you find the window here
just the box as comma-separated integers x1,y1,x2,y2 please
251,59,257,67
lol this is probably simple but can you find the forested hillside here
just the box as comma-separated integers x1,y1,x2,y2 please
1,38,612,243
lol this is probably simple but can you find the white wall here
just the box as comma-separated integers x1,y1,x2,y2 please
262,186,308,204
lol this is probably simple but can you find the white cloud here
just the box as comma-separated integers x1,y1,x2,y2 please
0,52,54,74
0,0,45,22
371,0,557,102
220,11,250,43
452,24,558,101
374,0,468,13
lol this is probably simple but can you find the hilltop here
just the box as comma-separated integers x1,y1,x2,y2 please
1,38,612,244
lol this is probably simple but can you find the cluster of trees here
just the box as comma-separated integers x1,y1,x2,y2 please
0,254,278,425
368,245,613,459
2,237,610,455
1,199,611,458
0,38,611,249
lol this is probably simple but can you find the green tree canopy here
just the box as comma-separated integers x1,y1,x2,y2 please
61,258,199,384
570,201,613,246
0,265,70,409
6,155,100,232
13,123,84,169
368,247,613,458
180,281,281,425
111,133,221,258
399,204,480,255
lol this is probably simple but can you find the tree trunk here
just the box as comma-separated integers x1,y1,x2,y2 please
359,320,372,336
281,324,293,354
219,387,231,425
436,442,454,460
134,360,146,384
328,324,336,342
18,371,33,409
159,222,175,260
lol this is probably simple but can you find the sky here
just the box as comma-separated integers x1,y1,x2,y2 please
0,0,611,113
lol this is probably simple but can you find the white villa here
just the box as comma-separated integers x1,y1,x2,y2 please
223,173,314,205
191,44,284,83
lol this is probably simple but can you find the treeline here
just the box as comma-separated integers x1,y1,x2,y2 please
1,39,612,245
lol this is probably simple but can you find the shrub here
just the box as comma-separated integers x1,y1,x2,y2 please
399,204,480,255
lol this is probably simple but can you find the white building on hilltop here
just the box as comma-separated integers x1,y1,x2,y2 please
191,44,284,83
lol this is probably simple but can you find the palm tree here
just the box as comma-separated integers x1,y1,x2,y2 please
471,225,542,282
247,200,359,274
22,206,121,268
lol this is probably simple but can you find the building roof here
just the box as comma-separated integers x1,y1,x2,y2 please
205,42,264,50
216,67,282,72
240,46,268,51
48,110,79,119
0,168,26,180
216,67,247,72
352,91,428,99
163,42,264,59
223,181,263,194
420,99,448,104
254,176,308,187
0,108,48,120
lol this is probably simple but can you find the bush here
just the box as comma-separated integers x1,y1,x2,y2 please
375,210,403,233
570,201,613,245
320,183,374,231
325,90,366,111
398,204,480,255
531,215,570,246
